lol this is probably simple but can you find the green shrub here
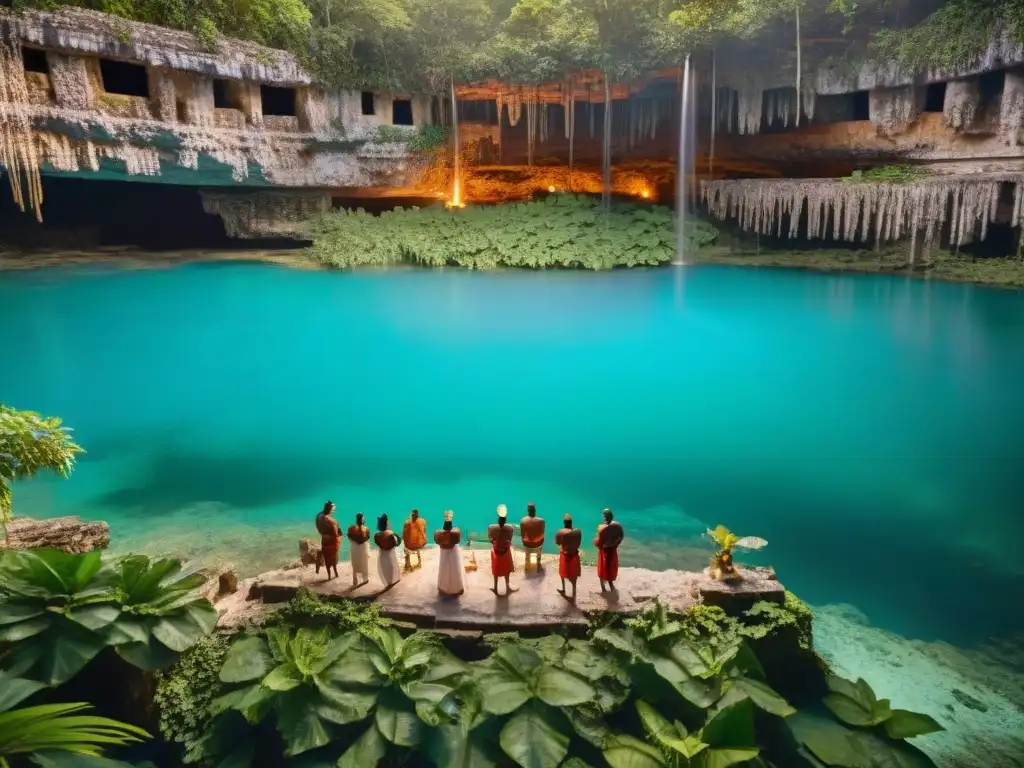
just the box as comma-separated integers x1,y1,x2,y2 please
300,194,719,271
841,165,927,184
407,124,448,152
373,124,414,144
270,588,391,633
153,635,230,766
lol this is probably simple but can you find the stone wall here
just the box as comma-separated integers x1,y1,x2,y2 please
200,190,330,238
326,89,433,140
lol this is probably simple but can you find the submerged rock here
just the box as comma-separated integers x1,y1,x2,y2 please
952,687,990,713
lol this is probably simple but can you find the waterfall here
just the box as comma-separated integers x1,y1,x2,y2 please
673,54,694,266
602,74,613,214
449,78,462,207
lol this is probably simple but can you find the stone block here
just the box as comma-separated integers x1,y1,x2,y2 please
0,515,110,553
214,107,245,130
148,67,177,122
264,115,300,133
46,53,93,109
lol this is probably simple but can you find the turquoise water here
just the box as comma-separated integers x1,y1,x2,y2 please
2,262,1024,760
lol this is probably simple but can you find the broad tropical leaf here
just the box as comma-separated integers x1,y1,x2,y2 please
499,701,570,768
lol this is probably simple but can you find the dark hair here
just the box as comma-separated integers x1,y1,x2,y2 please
355,513,364,525
377,515,388,531
321,501,334,514
563,514,573,528
527,503,536,516
411,509,419,517
443,520,453,531
603,508,613,522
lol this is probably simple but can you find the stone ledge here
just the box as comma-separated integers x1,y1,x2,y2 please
0,515,110,553
216,546,785,632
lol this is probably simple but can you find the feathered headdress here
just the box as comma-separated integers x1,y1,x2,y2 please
444,510,454,523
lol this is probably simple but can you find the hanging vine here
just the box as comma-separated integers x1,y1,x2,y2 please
0,26,44,221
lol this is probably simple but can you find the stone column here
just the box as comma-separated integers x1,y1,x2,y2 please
944,77,981,131
228,81,263,128
148,67,177,123
174,73,215,128
296,87,329,134
46,53,93,110
1000,69,1024,142
869,85,924,135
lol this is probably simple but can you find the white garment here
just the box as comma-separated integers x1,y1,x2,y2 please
377,547,401,587
350,540,370,580
437,546,466,595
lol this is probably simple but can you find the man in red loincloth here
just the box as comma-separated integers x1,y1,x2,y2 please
594,508,624,592
555,514,582,601
488,504,518,596
315,501,341,581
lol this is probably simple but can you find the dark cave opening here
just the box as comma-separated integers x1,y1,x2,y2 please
0,177,304,251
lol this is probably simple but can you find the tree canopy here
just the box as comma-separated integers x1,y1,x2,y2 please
8,0,991,91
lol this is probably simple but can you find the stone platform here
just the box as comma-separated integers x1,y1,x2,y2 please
215,546,785,633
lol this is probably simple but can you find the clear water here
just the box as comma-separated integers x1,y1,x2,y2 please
2,263,1023,761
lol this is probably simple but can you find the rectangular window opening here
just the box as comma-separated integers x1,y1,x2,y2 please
361,91,376,116
22,47,48,74
392,98,413,125
213,79,231,109
924,82,946,113
261,85,296,117
851,90,870,121
99,58,149,97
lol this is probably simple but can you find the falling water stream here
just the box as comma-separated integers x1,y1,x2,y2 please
449,78,462,206
673,54,694,265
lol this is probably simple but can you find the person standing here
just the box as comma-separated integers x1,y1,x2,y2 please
555,514,582,600
402,509,428,571
347,512,371,587
434,510,466,597
488,504,517,596
594,508,624,592
315,501,341,581
520,502,546,571
375,515,402,588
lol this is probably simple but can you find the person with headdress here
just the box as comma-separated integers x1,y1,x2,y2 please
594,508,624,592
555,514,582,600
487,504,517,596
519,502,545,571
402,509,428,571
434,510,466,597
347,512,371,587
374,514,402,588
315,501,341,580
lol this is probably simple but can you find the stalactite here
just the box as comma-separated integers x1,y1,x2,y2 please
802,81,817,123
0,26,44,221
709,50,716,178
737,78,763,135
702,175,1024,261
795,6,802,127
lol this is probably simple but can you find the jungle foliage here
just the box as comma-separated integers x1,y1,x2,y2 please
8,1,976,92
151,590,944,768
301,195,718,271
0,403,83,530
0,548,218,685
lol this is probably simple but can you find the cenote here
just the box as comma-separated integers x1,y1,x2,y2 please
3,261,1024,762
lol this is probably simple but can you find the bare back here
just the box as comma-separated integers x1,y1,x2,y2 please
347,525,369,544
434,528,461,549
596,521,624,550
520,516,545,548
488,523,514,551
375,530,398,551
555,528,582,555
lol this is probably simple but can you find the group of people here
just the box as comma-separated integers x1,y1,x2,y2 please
314,501,625,600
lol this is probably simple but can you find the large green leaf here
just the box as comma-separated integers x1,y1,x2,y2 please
219,636,273,683
534,667,595,707
0,614,51,642
263,663,304,692
883,709,944,740
702,699,756,749
499,701,569,768
150,601,217,652
847,730,939,768
731,678,796,717
788,711,871,768
636,700,701,758
0,600,46,626
0,671,45,713
375,698,422,747
824,692,892,728
336,723,387,768
65,604,120,633
603,734,668,768
9,622,108,686
277,688,332,756
115,635,179,671
316,687,377,725
427,724,500,768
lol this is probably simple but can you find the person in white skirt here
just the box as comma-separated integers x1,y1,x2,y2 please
434,510,466,597
346,512,371,587
374,514,402,588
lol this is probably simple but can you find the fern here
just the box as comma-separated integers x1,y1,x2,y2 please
300,195,719,271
